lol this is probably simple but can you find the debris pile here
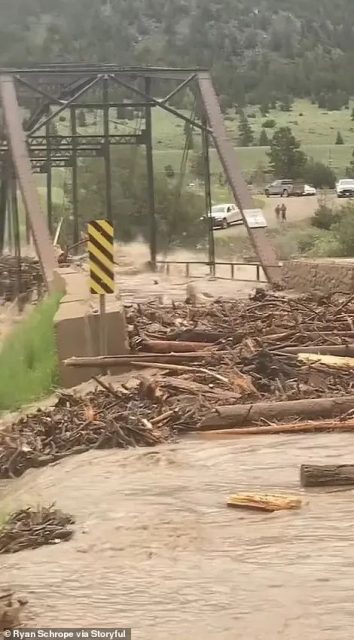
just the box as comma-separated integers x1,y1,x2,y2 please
0,505,74,554
0,593,27,630
122,291,354,432
0,255,43,303
0,383,195,478
122,292,354,402
126,290,354,349
3,292,354,478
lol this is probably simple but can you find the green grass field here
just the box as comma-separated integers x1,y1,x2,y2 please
32,98,354,212
150,99,354,177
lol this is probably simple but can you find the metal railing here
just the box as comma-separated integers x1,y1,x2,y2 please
155,260,266,282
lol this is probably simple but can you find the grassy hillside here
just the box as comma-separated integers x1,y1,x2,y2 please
31,97,354,221
152,99,354,178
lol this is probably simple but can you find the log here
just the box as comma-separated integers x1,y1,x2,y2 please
199,396,354,430
167,329,222,343
282,344,354,356
65,352,227,368
156,376,241,400
264,331,354,342
130,361,230,383
140,339,212,353
196,418,354,437
300,464,354,487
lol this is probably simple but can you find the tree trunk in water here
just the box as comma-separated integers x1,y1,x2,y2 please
300,464,354,487
199,396,354,430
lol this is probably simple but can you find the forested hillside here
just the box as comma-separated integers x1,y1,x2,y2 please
1,0,354,106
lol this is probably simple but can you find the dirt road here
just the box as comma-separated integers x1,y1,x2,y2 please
262,193,338,226
0,432,353,639
216,194,339,242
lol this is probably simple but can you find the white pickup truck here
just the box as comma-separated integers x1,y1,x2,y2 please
210,203,242,229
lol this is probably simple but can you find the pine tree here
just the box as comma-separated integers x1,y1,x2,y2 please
190,152,205,179
77,110,87,127
259,129,270,146
267,127,306,178
336,131,344,145
49,121,58,136
238,111,254,147
345,150,354,178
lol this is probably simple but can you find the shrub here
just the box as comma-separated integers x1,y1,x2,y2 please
262,119,276,129
77,110,87,127
303,160,336,189
333,204,354,256
0,294,61,411
311,203,339,230
164,164,175,179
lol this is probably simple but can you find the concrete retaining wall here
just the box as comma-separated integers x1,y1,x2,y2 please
53,267,129,388
282,259,354,294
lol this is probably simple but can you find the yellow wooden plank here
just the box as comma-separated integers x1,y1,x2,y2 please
298,353,354,369
227,493,302,512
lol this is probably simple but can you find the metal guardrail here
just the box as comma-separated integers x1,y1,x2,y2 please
156,260,266,282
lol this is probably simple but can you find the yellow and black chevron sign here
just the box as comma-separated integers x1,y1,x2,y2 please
88,219,114,294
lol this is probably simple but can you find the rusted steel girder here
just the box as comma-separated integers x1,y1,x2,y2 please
0,75,57,290
197,72,281,286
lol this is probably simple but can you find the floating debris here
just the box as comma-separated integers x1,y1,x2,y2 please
0,593,27,630
227,494,302,512
0,505,74,554
0,383,194,479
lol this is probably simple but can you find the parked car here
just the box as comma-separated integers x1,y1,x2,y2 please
264,179,294,197
336,179,354,198
209,204,242,229
303,184,317,196
264,180,315,197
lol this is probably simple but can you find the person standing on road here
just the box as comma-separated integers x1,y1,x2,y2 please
281,202,287,222
275,203,281,223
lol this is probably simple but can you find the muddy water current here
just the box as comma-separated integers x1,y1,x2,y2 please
1,433,354,639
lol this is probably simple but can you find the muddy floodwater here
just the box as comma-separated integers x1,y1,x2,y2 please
1,433,354,639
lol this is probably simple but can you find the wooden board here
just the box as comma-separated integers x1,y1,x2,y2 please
227,493,302,512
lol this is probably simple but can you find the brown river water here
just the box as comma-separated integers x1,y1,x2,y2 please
1,432,354,639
